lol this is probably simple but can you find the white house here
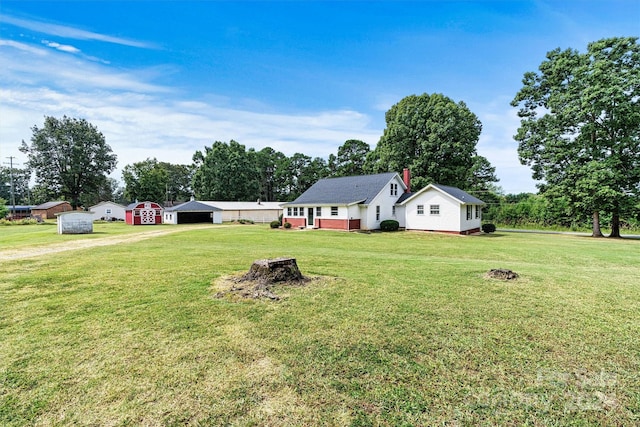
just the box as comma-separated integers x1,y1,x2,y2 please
282,172,407,231
282,170,484,234
88,201,126,222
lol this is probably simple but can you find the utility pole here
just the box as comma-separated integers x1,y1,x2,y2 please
4,156,18,219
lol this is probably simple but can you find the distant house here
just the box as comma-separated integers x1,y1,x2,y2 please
31,201,73,220
283,170,484,234
88,201,126,222
163,200,223,224
125,201,163,225
3,205,34,220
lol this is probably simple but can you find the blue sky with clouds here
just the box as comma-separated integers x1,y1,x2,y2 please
1,1,638,194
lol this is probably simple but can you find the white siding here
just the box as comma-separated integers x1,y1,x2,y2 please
346,205,361,220
394,205,406,228
89,202,126,221
405,191,461,232
362,175,406,230
163,212,178,224
458,204,482,232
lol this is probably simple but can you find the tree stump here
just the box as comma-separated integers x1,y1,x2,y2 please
240,258,304,284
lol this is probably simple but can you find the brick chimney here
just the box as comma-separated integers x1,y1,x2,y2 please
403,168,411,193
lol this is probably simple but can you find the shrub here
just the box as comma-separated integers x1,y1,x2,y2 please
482,223,496,233
0,218,39,226
283,222,292,229
380,219,400,232
270,220,281,229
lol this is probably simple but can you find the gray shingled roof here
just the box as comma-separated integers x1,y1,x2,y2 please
33,201,69,209
287,172,398,205
429,184,485,204
396,184,486,205
164,200,222,212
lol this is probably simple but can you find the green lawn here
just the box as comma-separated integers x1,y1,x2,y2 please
0,221,152,249
1,225,638,426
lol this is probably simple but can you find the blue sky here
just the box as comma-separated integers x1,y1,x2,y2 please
1,1,638,194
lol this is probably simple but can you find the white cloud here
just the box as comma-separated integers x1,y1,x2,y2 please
1,14,156,49
473,98,539,194
0,40,169,93
42,40,81,54
0,13,537,194
0,36,382,183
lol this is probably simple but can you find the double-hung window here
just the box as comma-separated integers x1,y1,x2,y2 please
417,205,424,215
376,205,380,221
466,205,473,220
430,205,440,215
316,207,321,217
331,206,338,216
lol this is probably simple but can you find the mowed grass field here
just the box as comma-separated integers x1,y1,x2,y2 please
1,224,638,426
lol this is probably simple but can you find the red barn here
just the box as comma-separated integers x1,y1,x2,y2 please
125,201,163,225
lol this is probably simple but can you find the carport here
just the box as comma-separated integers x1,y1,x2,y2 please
163,200,223,224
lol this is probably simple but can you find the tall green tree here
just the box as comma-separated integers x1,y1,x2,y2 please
0,198,8,219
512,37,640,237
280,153,330,201
368,93,496,191
254,147,289,201
123,158,167,203
192,140,259,201
20,116,117,209
80,177,125,207
123,158,194,204
0,166,31,204
335,139,370,177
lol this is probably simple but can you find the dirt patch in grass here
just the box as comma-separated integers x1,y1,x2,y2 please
485,268,519,280
212,273,325,301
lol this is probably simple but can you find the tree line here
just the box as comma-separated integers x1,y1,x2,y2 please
9,92,497,208
3,37,639,236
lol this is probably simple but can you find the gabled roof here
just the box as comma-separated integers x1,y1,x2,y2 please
89,201,126,209
399,183,485,205
395,192,414,204
286,172,399,205
126,201,163,210
33,201,70,210
165,200,222,212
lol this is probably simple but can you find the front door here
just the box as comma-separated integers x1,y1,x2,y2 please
307,207,314,227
